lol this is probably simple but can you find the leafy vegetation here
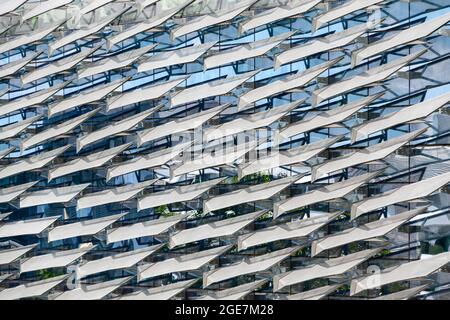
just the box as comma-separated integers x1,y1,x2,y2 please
37,269,63,280
229,172,273,186
257,211,273,221
155,205,176,217
429,244,445,255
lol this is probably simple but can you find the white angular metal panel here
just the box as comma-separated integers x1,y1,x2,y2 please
0,145,70,180
352,12,450,67
351,91,450,142
0,22,63,55
169,140,257,179
76,106,158,152
0,51,41,79
21,46,100,85
0,0,29,16
203,246,301,288
0,147,15,160
137,104,227,146
350,251,450,295
274,93,382,143
76,179,158,211
273,171,382,218
19,244,95,274
311,206,428,256
237,136,342,180
282,284,341,300
20,108,100,153
0,274,68,300
351,171,450,219
168,209,266,248
0,181,38,204
237,211,341,251
170,70,259,108
78,0,117,17
48,77,129,117
273,248,382,292
0,0,448,301
204,100,301,142
106,213,189,244
77,43,157,79
138,41,217,73
137,245,231,282
48,143,132,181
0,87,9,98
106,0,194,49
76,244,163,279
19,183,90,208
312,0,385,32
48,7,131,56
239,0,321,34
138,177,225,211
106,77,187,111
274,21,379,69
238,57,341,109
203,175,302,214
204,31,295,71
21,0,74,22
106,141,192,181
312,50,427,106
0,81,69,118
311,128,427,181
197,279,267,300
0,244,37,265
47,212,127,242
0,114,43,141
170,0,257,40
52,276,132,300
372,284,430,300
112,279,198,300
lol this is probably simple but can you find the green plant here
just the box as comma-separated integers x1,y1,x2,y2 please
155,205,175,217
429,244,444,255
37,269,62,280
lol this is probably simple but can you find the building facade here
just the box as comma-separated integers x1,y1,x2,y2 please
0,0,449,300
